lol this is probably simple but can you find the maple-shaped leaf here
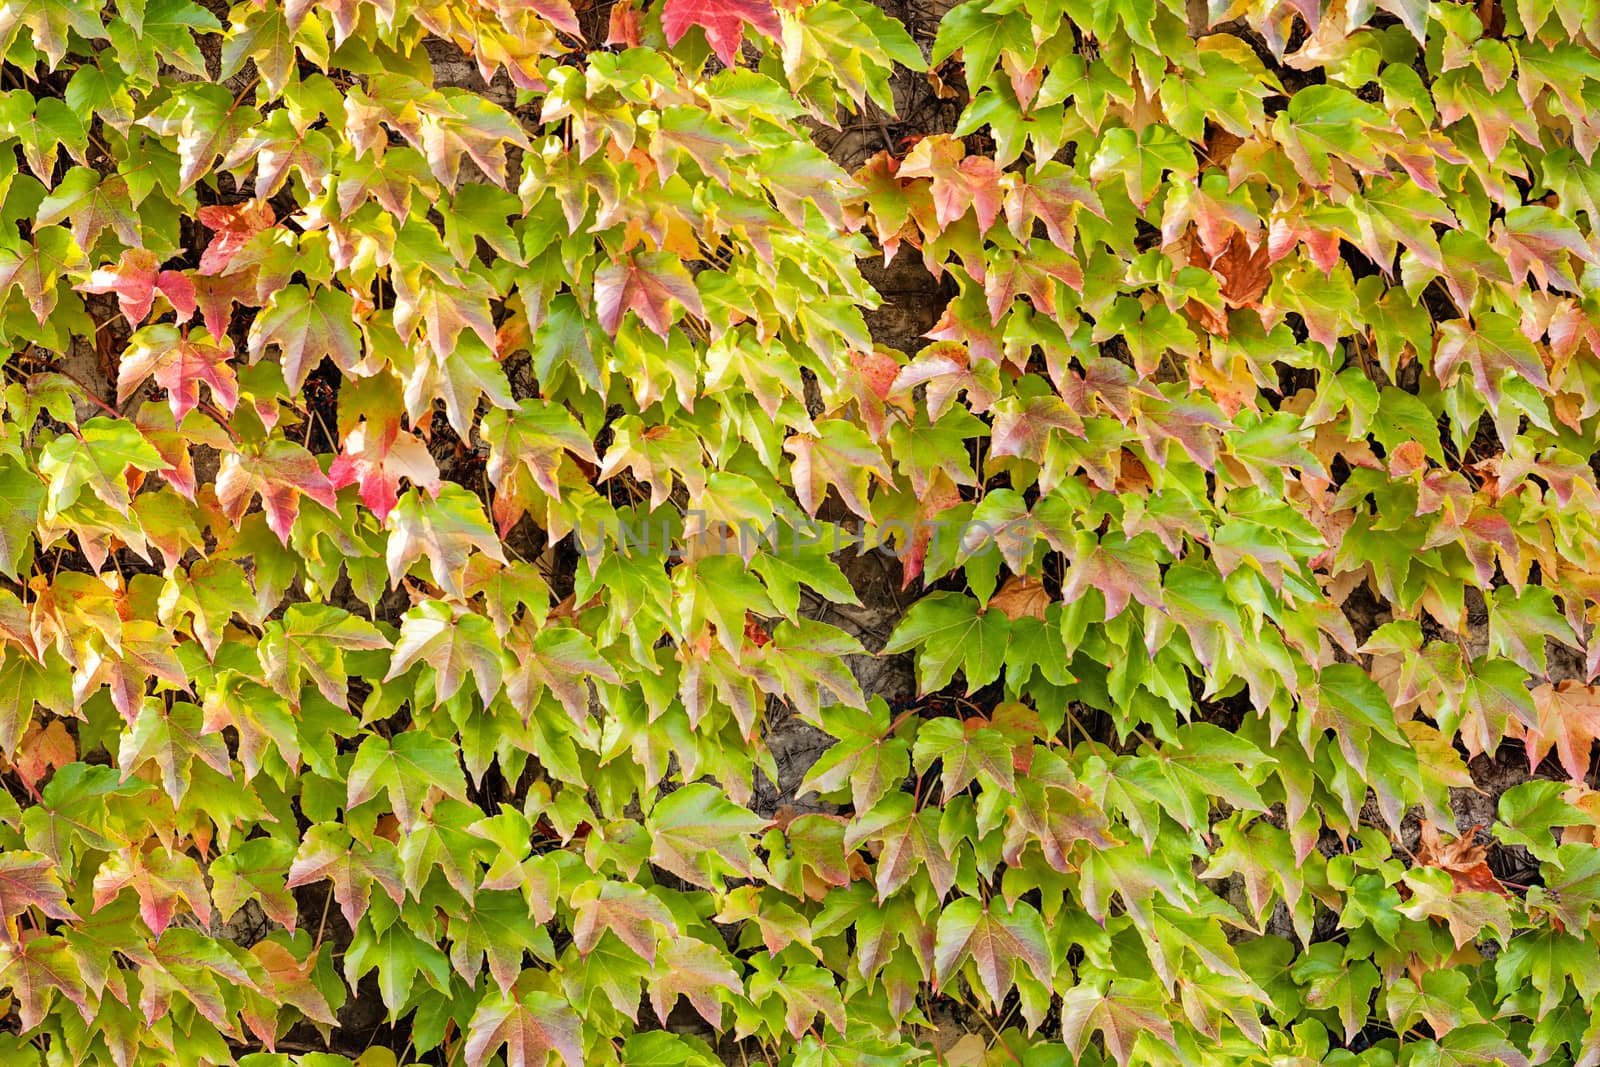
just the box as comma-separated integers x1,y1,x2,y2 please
1434,313,1550,406
572,881,679,966
415,89,531,189
1290,943,1386,1042
387,483,507,600
329,420,441,523
0,934,88,1031
648,937,745,1030
37,418,168,518
0,852,76,926
1514,681,1600,782
248,940,338,1037
0,226,88,325
385,600,504,707
77,249,197,326
898,135,1006,231
661,0,782,66
1001,776,1116,874
137,83,256,192
647,783,768,889
445,890,555,994
880,591,1011,696
464,978,583,1067
188,270,255,343
285,823,405,929
90,844,212,937
594,252,705,338
11,719,75,798
118,324,238,422
784,418,890,519
843,793,957,899
1061,532,1165,620
482,400,600,499
247,284,362,392
216,439,340,545
911,714,1018,794
0,0,106,68
211,839,298,932
258,603,390,707
37,167,141,259
503,619,619,725
115,697,231,809
933,897,1051,1005
346,729,470,831
1060,981,1179,1067
196,201,275,274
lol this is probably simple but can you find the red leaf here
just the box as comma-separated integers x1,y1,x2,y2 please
217,440,340,545
1415,821,1508,896
661,0,782,67
118,325,239,423
1513,681,1600,782
329,422,442,523
196,202,276,275
77,249,199,327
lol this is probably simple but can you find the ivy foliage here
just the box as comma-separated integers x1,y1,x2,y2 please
0,0,1597,1064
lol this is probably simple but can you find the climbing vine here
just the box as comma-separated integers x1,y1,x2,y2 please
0,0,1597,1064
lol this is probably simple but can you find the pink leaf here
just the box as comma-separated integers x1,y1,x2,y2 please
661,0,782,66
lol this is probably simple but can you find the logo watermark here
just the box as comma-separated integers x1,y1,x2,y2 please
571,514,1007,560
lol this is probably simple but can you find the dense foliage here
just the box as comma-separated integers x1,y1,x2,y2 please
0,0,1598,1063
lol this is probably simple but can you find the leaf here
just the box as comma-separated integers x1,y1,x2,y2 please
386,483,507,599
646,783,768,889
196,201,275,275
1515,682,1600,782
117,698,230,807
1290,942,1382,1043
0,935,87,1030
572,881,678,965
118,325,238,422
328,421,441,523
90,845,212,937
251,941,338,1029
1415,821,1508,896
1434,313,1550,406
247,284,363,392
1059,981,1177,1067
505,622,620,724
285,824,404,929
77,249,196,327
211,839,298,931
137,84,255,192
911,715,1017,794
594,252,705,338
0,852,75,925
881,592,1009,695
38,418,167,518
0,226,87,324
933,897,1050,1004
648,937,744,1030
258,604,390,707
464,981,582,1067
783,418,889,519
216,439,340,545
481,400,600,499
346,731,469,831
384,599,504,706
661,0,782,66
448,890,554,993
